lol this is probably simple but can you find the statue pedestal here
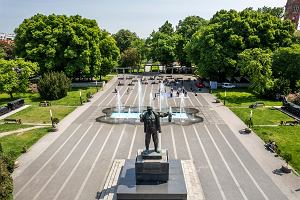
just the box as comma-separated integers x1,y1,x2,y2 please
117,159,187,200
136,149,169,184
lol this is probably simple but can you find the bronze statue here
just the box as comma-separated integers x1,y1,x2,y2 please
140,106,167,153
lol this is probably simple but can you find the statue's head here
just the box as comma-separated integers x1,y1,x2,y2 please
147,106,153,113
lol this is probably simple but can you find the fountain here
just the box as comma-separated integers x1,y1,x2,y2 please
138,80,142,113
97,77,203,125
117,91,122,115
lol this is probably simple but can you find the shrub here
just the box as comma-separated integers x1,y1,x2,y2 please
0,155,13,200
38,72,71,100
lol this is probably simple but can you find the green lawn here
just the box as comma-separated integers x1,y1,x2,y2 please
253,126,300,173
8,105,75,124
0,124,33,133
212,88,282,107
0,128,51,160
214,88,300,173
230,107,293,125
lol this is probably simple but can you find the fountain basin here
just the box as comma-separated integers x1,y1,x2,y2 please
111,112,188,119
96,106,203,125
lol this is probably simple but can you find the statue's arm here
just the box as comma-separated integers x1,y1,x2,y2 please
140,113,144,122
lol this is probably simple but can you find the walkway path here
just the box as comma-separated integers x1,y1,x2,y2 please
0,125,50,138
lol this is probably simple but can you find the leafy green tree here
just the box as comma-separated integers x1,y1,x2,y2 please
38,72,71,100
147,31,178,67
238,48,274,96
175,16,208,67
0,59,39,98
159,21,174,35
0,47,4,59
121,48,141,69
257,6,284,18
186,9,294,81
272,44,300,90
98,32,120,80
14,14,117,80
113,29,138,52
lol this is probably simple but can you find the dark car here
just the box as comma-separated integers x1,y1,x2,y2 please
195,82,205,88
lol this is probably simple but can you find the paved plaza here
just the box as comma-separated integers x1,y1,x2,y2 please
13,75,298,200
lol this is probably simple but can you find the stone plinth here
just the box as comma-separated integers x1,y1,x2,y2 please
136,149,169,184
117,159,187,200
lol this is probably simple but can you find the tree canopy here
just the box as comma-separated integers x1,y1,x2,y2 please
175,16,208,67
272,44,300,90
0,59,39,98
238,48,274,96
186,9,295,81
146,30,178,67
14,14,119,79
113,29,139,53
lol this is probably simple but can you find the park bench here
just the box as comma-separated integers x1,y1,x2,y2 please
7,98,24,110
264,140,278,153
0,106,10,116
249,102,265,109
280,120,299,126
4,118,22,124
39,101,51,107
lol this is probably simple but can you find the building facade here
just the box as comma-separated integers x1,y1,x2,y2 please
285,0,300,28
0,33,15,41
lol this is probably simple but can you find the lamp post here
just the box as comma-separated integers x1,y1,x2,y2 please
96,80,98,92
80,90,82,105
249,109,253,128
224,90,227,105
50,109,53,127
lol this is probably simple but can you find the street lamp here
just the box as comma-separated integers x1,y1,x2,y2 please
96,80,98,92
224,90,227,105
49,109,53,127
80,90,82,105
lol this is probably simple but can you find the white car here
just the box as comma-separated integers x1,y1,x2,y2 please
221,83,236,88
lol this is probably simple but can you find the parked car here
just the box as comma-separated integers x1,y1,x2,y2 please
195,82,205,88
221,83,236,88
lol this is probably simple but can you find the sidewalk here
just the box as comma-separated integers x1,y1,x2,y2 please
0,125,50,138
13,76,117,178
201,92,300,200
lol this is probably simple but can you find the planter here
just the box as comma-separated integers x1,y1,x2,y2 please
281,165,292,173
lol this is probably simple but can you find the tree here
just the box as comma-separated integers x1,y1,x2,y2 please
159,21,174,35
14,14,117,80
0,41,14,60
98,32,120,80
0,47,4,59
272,44,300,90
257,6,284,18
121,48,141,69
38,72,71,100
147,31,178,67
0,59,39,98
238,48,274,96
113,29,138,53
186,9,295,81
175,16,208,67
